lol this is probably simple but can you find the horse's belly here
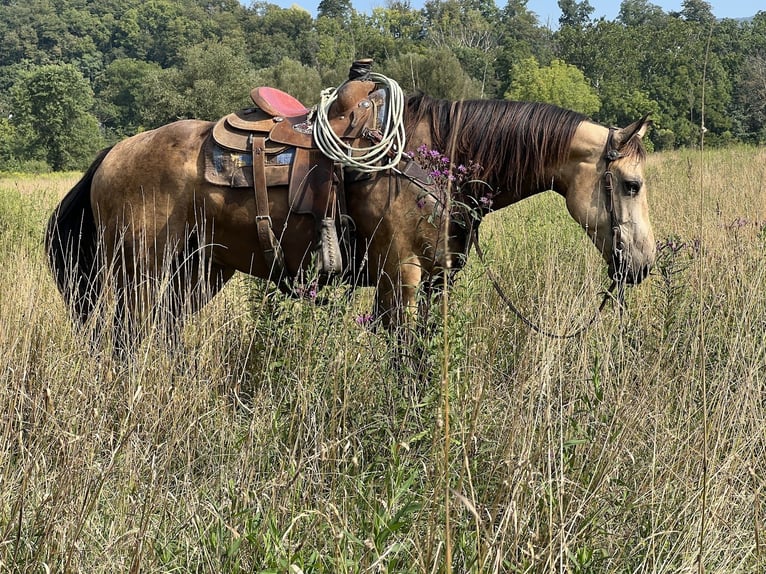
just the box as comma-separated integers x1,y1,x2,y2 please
202,185,316,277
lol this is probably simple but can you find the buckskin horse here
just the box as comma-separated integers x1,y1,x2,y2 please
45,68,656,351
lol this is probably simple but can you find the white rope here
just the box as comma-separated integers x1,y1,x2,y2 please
313,72,406,173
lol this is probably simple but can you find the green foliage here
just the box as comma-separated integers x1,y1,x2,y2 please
494,0,553,94
505,57,601,115
382,49,484,100
115,0,206,67
618,0,666,27
315,15,357,83
95,58,163,136
9,63,103,171
0,118,18,168
730,14,766,143
318,0,353,22
558,0,595,28
141,40,258,126
253,58,323,107
0,0,763,168
597,83,660,134
244,4,318,69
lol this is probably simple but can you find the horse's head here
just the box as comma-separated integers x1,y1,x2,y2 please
560,116,656,285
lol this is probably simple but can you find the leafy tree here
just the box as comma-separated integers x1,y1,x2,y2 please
496,0,554,81
550,19,653,126
315,15,357,85
317,0,353,23
382,48,484,99
731,13,766,142
111,0,206,67
679,0,715,26
10,63,103,171
735,55,766,142
420,0,501,95
374,0,423,45
636,15,731,147
555,0,595,74
597,82,660,132
505,57,601,115
253,58,324,107
243,3,318,69
0,117,19,170
350,4,422,65
95,58,163,136
558,0,594,28
140,40,258,126
617,0,665,27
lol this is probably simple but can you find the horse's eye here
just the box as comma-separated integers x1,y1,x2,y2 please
623,179,642,196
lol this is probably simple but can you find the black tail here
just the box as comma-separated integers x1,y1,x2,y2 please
45,147,112,326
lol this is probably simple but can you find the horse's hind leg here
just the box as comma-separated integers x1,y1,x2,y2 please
112,233,234,356
106,231,188,357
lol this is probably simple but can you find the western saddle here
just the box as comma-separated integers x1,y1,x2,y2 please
206,60,383,293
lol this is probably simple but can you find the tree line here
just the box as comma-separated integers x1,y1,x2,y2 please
0,0,764,171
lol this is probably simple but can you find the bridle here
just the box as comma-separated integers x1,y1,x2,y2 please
468,127,628,339
603,126,627,285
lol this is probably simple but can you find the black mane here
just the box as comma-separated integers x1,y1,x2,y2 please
405,95,587,199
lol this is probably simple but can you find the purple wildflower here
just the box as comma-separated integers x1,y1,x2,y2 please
295,280,318,300
355,313,374,327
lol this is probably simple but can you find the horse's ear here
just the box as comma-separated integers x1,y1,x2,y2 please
616,115,652,148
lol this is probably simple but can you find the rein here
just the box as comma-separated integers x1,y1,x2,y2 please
470,230,621,339
466,127,627,339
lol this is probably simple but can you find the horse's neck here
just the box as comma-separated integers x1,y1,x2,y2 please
410,134,554,212
491,185,547,210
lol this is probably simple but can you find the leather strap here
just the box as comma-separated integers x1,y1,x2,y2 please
334,164,354,269
251,135,287,284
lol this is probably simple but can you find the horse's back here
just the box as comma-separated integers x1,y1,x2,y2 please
95,120,210,190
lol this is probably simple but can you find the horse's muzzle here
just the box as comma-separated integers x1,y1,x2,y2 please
610,254,652,285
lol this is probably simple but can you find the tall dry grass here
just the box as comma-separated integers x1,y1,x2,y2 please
1,146,765,573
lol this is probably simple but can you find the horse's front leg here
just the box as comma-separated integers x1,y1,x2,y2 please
374,259,423,331
374,260,438,381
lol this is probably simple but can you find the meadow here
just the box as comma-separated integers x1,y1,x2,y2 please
1,146,765,573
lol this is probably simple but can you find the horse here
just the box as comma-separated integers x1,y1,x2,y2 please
45,85,656,352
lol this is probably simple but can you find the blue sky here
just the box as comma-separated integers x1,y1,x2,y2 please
260,0,762,22
526,0,761,27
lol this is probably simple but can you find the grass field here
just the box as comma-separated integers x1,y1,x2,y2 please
1,146,765,573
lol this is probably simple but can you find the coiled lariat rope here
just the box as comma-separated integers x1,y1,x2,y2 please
313,73,407,172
